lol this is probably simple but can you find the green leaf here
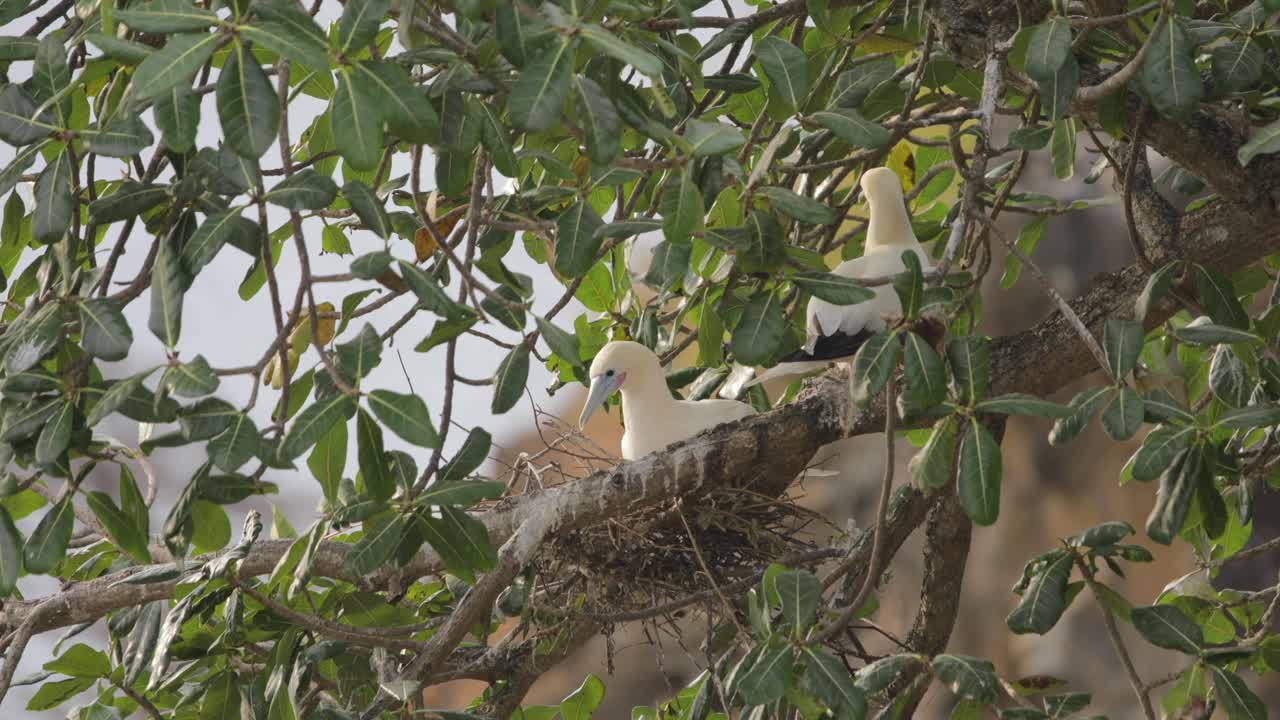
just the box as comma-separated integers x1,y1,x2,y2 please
1211,40,1262,93
910,417,956,489
181,209,258,277
26,676,94,710
893,250,924,321
1048,116,1075,175
23,498,72,573
341,181,391,240
207,413,260,471
792,272,874,305
1024,19,1072,82
1101,387,1143,441
850,331,900,407
804,647,867,719
1132,426,1193,482
0,507,19,595
683,118,745,157
163,354,219,397
1075,520,1134,547
32,149,72,244
87,181,167,224
31,35,70,124
902,331,946,412
1007,552,1073,634
344,514,406,576
492,344,530,415
1175,322,1260,346
152,83,199,153
44,643,111,678
1145,448,1200,545
86,375,144,427
510,40,573,132
240,19,330,73
356,407,394,501
200,672,242,720
1007,125,1053,151
217,40,280,159
775,569,820,629
737,645,792,705
811,107,890,148
855,654,923,694
573,75,620,165
931,655,998,703
579,24,661,74
660,171,703,244
1209,345,1248,407
85,33,152,64
1210,667,1266,720
439,427,491,484
1136,262,1180,321
83,114,154,158
148,236,187,348
1000,217,1047,290
976,393,1072,419
35,400,73,466
947,336,991,406
1238,118,1280,166
415,479,504,508
560,674,606,720
338,327,386,383
1217,404,1280,430
117,0,217,32
134,33,221,100
535,316,581,369
336,0,389,51
352,60,439,145
306,420,346,504
479,102,517,176
398,260,467,320
367,389,437,448
352,251,392,279
760,186,838,225
1140,17,1202,121
79,299,132,361
0,85,52,146
732,292,786,366
1143,388,1193,424
554,201,605,278
419,506,496,582
1131,604,1202,654
1103,318,1144,380
330,67,384,172
643,241,690,289
958,419,1001,525
1197,265,1249,330
264,168,339,210
754,36,807,112
5,304,63,374
281,394,357,459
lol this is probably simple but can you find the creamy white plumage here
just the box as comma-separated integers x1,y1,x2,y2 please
751,167,930,387
579,341,756,460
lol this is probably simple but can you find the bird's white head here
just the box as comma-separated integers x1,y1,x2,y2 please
860,167,916,252
578,341,662,428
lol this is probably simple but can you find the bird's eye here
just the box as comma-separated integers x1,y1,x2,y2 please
605,369,615,377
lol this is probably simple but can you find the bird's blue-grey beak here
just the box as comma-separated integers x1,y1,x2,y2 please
578,374,620,429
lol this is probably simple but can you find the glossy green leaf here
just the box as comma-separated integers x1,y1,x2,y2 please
732,292,786,366
683,118,745,157
958,418,1001,525
306,420,347,504
0,507,19,595
32,149,72,244
280,394,357,459
34,400,73,466
337,0,389,51
1131,426,1193,482
754,36,807,111
1007,552,1072,634
492,344,530,415
217,40,280,159
181,209,258,276
344,514,406,576
1101,386,1143,441
811,107,890,148
573,75,620,164
947,336,991,406
367,389,438,448
117,0,218,32
931,655,998,704
976,393,1072,419
79,299,133,361
902,331,946,412
554,201,605,278
341,180,391,239
264,168,339,210
207,413,260,471
1024,19,1072,82
759,186,838,225
1140,17,1202,121
134,33,221,100
83,114,154,158
510,40,573,132
850,331,900,407
23,498,72,573
1210,667,1266,720
1103,318,1143,380
240,19,330,73
804,647,867,719
1131,604,1202,653
330,67,384,172
1145,448,1199,545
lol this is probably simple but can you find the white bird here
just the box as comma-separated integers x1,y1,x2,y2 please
578,341,756,460
751,166,931,387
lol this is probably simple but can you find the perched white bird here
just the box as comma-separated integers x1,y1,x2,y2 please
751,166,931,387
579,341,756,460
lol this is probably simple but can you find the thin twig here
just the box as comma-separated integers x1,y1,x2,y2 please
816,377,897,643
1076,555,1156,720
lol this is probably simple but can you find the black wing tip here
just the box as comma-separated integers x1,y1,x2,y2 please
779,330,874,363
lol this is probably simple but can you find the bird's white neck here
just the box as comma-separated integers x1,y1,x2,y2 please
864,192,917,254
618,381,678,433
